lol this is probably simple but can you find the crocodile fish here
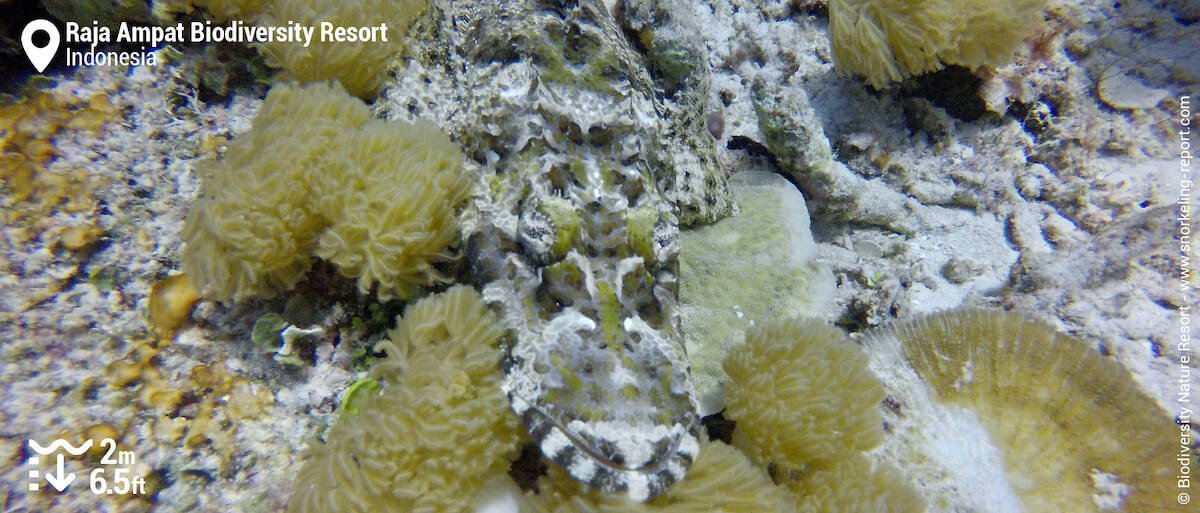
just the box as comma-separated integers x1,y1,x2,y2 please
381,0,732,501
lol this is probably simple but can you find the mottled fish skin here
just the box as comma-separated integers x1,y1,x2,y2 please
469,0,701,501
383,0,719,501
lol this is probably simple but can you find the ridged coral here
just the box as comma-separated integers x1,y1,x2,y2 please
287,286,524,513
828,0,1046,88
722,317,886,471
255,0,429,99
526,438,795,513
182,81,467,302
868,309,1186,513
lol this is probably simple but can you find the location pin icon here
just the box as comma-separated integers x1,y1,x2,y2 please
22,19,60,73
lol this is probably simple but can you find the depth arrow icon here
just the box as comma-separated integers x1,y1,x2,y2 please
44,454,74,491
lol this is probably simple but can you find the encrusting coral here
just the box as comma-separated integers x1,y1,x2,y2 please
182,81,468,302
287,285,525,513
103,338,272,474
865,309,1188,513
145,273,201,339
828,0,1047,88
0,88,122,224
722,318,887,471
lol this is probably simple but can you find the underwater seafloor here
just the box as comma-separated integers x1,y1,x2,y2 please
1,0,1197,512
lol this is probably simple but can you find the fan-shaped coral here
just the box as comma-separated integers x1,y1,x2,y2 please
287,286,524,513
182,81,468,302
722,317,886,471
828,0,1047,88
864,309,1187,513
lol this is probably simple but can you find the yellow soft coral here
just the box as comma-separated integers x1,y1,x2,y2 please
288,286,523,513
182,81,366,301
829,0,1047,88
723,318,886,471
182,81,466,302
368,284,507,390
255,0,430,99
312,119,470,300
786,453,926,513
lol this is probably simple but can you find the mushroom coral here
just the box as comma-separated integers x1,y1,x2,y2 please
864,309,1188,512
287,285,524,513
182,81,468,302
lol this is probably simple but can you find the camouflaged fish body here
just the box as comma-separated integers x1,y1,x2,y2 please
381,0,731,501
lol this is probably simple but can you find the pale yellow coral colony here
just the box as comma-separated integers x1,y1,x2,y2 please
182,81,468,302
168,0,427,98
288,286,524,513
828,0,1048,88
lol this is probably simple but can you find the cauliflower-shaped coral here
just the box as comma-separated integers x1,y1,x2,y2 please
287,286,523,513
828,0,1046,88
182,81,467,302
722,317,886,471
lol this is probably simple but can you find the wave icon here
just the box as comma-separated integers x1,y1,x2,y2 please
27,439,93,456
